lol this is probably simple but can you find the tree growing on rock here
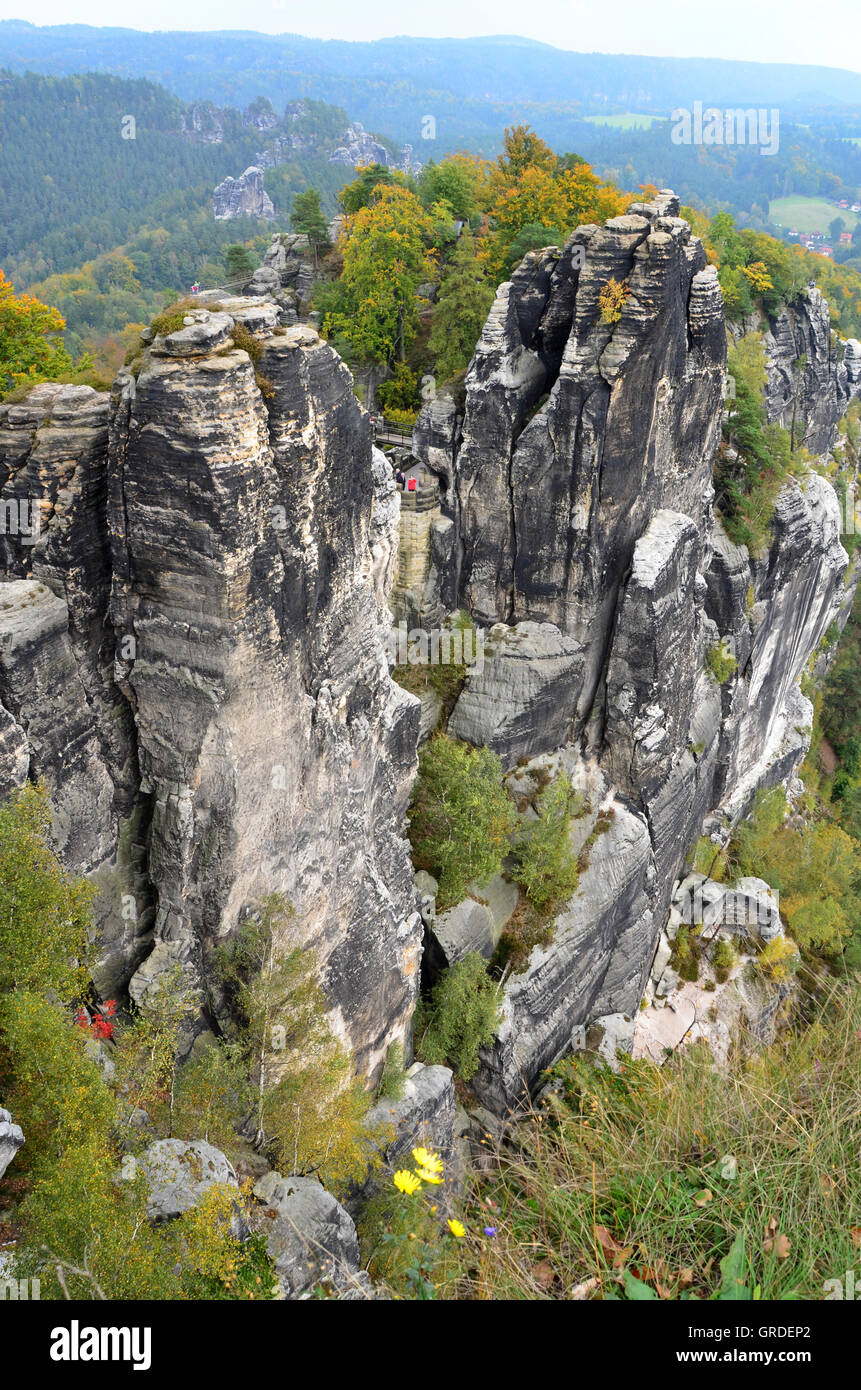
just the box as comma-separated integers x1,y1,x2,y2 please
408,734,517,910
213,894,377,1194
290,187,330,267
428,231,495,383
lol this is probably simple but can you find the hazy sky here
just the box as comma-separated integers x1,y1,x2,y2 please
0,1,859,74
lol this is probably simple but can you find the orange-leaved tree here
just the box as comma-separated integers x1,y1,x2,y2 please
0,268,75,396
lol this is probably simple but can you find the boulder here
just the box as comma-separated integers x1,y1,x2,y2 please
448,621,583,768
139,1138,239,1223
251,1172,361,1298
362,1062,457,1180
0,1107,25,1179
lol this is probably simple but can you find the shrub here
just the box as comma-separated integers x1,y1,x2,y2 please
712,938,736,984
706,642,738,685
414,953,502,1081
672,924,700,982
597,277,630,325
216,895,377,1195
377,363,419,413
728,787,861,958
0,782,94,1001
756,935,799,982
408,735,517,910
375,1040,407,1101
229,320,262,362
150,302,192,337
491,898,556,976
510,776,580,912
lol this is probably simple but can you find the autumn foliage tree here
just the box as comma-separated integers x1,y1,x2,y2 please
0,268,75,395
325,183,434,368
482,126,628,280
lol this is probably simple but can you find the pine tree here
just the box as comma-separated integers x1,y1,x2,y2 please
290,187,330,267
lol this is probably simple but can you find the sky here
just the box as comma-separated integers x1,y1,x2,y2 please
1,0,860,74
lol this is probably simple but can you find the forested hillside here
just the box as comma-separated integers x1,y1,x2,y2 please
4,22,861,230
0,71,350,290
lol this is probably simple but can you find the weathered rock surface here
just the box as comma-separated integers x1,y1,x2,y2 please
0,1107,25,1179
251,1171,362,1298
364,1060,455,1153
110,317,421,1075
139,1138,238,1223
412,193,852,1111
753,287,861,454
1,189,853,1131
448,621,583,768
212,166,275,220
0,308,422,1079
328,122,420,176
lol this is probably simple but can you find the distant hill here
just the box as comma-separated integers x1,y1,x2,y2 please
2,23,861,155
0,69,357,290
3,21,861,233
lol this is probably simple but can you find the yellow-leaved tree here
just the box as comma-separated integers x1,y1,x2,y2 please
324,184,434,368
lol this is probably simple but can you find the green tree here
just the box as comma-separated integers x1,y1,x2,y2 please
510,776,580,912
427,231,495,383
503,222,564,274
0,782,93,1000
339,163,410,214
325,184,433,368
0,269,75,395
214,895,376,1194
408,734,517,910
223,244,255,282
414,952,502,1081
290,187,330,267
418,159,477,221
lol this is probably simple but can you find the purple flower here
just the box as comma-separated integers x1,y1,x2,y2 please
484,1226,497,1237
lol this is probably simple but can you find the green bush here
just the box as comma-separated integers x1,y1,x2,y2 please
408,734,517,910
672,924,700,982
414,953,502,1081
510,776,580,912
705,642,738,686
375,1040,407,1101
712,938,736,984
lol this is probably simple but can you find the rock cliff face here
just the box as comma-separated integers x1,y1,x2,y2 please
212,166,275,221
744,286,861,455
414,190,853,1110
328,122,421,176
0,313,421,1077
1,191,856,1117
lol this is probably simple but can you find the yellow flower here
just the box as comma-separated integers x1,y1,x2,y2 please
447,1219,466,1238
412,1147,444,1174
393,1169,422,1195
415,1168,444,1185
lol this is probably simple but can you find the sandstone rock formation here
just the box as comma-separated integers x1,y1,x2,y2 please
212,166,275,221
139,1138,239,1223
250,1171,363,1298
412,190,853,1110
1,311,421,1080
0,1107,24,1179
328,121,421,176
1,189,856,1129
